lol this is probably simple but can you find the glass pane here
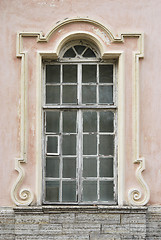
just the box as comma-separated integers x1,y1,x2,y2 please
74,45,86,55
63,47,76,58
45,181,59,202
46,157,60,178
99,86,113,104
99,65,113,83
83,111,97,132
100,181,114,201
83,134,97,155
62,135,76,155
46,111,59,133
82,65,97,83
63,85,77,104
46,65,60,83
83,48,96,57
99,135,114,156
63,111,77,133
62,181,76,202
100,158,113,177
82,85,96,104
100,111,114,132
83,181,97,201
63,158,76,178
47,136,58,154
83,158,97,177
63,65,77,83
46,86,60,104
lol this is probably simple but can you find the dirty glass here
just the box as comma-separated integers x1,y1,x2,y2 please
63,65,77,83
100,181,114,201
46,111,60,133
62,135,76,155
46,157,60,178
99,65,113,83
62,181,76,202
46,181,59,202
83,158,97,177
47,136,58,154
82,85,96,104
46,85,60,104
82,65,97,83
83,181,97,201
83,111,97,132
46,65,60,83
63,111,77,133
63,158,76,178
63,85,77,104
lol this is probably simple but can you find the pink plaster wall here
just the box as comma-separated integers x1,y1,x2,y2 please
0,0,161,206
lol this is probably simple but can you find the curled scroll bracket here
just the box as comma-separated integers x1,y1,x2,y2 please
128,158,150,205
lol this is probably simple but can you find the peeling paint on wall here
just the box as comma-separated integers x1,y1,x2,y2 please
92,27,110,44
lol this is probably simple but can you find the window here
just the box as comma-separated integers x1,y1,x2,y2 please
43,40,117,204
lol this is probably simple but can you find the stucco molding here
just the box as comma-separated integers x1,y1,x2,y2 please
12,17,150,206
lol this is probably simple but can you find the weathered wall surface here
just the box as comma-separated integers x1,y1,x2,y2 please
0,0,161,206
0,207,148,240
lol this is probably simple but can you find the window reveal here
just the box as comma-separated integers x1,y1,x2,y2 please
43,42,117,204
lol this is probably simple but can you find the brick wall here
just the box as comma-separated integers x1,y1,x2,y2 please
0,206,160,240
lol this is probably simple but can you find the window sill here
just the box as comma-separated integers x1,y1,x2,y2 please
14,205,147,214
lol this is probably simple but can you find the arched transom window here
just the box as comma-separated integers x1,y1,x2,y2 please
43,40,117,204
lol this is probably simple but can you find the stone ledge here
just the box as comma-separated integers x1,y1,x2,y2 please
13,205,147,214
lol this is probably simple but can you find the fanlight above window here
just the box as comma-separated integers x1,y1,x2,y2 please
59,40,100,60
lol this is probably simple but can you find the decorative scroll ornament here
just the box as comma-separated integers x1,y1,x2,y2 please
11,158,34,206
128,158,150,205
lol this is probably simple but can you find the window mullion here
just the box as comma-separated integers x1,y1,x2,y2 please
77,63,82,202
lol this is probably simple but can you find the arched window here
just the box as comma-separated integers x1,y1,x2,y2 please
43,40,117,204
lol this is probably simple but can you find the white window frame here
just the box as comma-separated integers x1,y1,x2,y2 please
42,41,118,204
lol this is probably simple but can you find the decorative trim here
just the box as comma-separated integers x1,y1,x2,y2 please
128,158,150,205
128,46,150,205
12,17,150,206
